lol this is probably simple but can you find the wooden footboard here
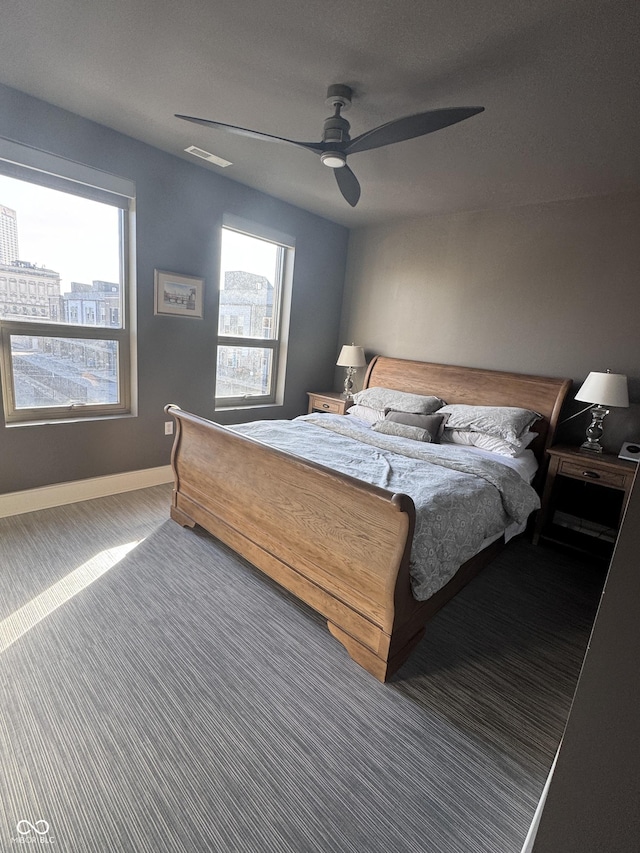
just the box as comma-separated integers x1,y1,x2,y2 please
165,404,425,681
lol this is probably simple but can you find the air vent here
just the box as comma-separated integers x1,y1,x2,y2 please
184,146,232,168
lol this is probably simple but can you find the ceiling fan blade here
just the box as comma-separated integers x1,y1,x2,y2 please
175,114,324,154
346,106,484,155
334,165,361,207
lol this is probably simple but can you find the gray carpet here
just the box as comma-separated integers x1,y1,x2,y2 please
0,486,603,852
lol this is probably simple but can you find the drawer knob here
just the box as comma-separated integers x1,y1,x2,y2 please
322,403,330,408
582,470,600,479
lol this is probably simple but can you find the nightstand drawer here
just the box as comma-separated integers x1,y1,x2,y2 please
558,459,629,490
307,392,351,415
311,397,343,414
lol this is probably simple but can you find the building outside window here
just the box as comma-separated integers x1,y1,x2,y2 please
215,218,294,407
0,141,135,424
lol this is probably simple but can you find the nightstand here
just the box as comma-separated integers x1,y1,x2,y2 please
307,391,352,415
533,444,636,556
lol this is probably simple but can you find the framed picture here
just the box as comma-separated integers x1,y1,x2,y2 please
154,270,204,319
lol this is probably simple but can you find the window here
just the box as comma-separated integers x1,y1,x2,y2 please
0,140,135,424
215,218,293,406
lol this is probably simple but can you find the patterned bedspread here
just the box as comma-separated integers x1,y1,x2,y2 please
230,414,540,600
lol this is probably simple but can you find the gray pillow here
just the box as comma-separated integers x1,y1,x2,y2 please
438,404,541,443
385,411,448,441
353,386,444,414
372,420,431,442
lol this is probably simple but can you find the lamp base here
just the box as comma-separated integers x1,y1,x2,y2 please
579,439,604,454
342,366,355,399
580,405,609,454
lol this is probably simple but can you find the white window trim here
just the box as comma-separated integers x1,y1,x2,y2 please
0,139,137,425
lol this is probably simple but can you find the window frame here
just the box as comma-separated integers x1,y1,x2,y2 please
0,140,135,425
215,218,294,409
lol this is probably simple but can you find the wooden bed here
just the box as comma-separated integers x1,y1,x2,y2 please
166,356,571,681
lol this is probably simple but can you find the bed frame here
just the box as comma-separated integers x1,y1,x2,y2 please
166,356,571,681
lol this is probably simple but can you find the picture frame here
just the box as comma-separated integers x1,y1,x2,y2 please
154,270,204,319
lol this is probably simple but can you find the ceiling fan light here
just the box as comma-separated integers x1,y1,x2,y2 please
321,151,346,169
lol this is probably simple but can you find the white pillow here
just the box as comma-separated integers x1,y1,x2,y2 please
346,404,387,426
442,428,537,458
353,386,444,414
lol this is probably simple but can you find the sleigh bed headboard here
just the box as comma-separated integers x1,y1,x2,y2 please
363,355,572,467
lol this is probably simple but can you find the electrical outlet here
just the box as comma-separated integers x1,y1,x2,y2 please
164,421,174,435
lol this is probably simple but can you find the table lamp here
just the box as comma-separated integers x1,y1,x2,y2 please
574,370,629,453
336,344,366,398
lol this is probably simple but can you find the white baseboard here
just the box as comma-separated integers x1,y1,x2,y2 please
0,466,174,519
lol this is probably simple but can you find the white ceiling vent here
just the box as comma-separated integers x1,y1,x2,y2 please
184,146,232,168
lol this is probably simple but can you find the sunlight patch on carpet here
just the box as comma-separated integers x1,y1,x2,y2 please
0,540,142,653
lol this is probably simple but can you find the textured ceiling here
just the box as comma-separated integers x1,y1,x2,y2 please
1,0,639,226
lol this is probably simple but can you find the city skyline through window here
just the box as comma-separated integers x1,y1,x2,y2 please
219,227,279,287
0,174,120,289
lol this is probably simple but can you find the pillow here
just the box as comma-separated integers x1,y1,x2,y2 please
372,420,431,442
353,386,444,414
442,428,537,457
346,404,387,426
384,411,448,441
438,404,541,443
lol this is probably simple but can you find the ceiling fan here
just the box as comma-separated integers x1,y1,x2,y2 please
176,85,484,207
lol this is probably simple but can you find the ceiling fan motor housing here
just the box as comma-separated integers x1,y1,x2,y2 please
321,88,351,170
322,114,350,144
321,113,350,168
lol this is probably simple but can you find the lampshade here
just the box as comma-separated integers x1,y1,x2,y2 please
575,371,629,408
336,345,366,368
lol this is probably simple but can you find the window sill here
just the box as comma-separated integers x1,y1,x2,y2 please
214,401,282,413
5,412,137,428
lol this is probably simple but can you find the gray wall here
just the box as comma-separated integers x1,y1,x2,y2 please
340,193,640,449
338,190,640,847
0,84,349,494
